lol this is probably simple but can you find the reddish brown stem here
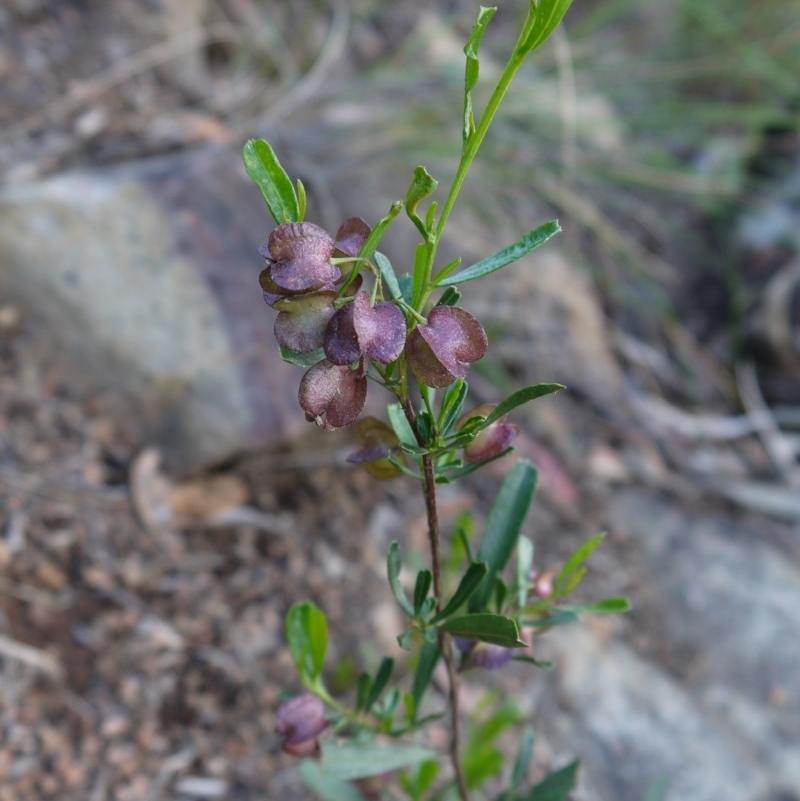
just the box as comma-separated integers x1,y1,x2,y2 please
402,394,469,801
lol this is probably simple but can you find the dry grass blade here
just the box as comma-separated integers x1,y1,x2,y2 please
736,360,800,486
0,633,65,683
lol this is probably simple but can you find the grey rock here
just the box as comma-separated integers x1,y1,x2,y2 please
542,490,800,800
0,146,305,472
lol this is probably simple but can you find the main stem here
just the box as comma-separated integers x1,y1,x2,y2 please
401,398,469,801
422,454,469,801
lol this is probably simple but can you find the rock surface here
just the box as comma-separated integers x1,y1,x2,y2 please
0,146,304,472
543,490,800,801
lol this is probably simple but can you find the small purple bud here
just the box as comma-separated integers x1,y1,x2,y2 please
405,306,488,388
533,569,555,599
266,222,339,293
275,693,329,757
458,404,519,463
298,359,367,430
463,643,515,671
333,217,371,258
346,416,405,479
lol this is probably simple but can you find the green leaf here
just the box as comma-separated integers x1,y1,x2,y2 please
556,566,587,599
374,251,403,301
435,285,462,307
508,728,536,799
425,202,438,233
296,178,307,221
471,702,525,745
431,562,489,623
402,759,440,801
557,598,631,616
440,613,527,648
436,447,514,483
516,536,535,608
416,410,436,446
554,533,606,598
465,746,504,791
413,570,433,616
285,602,328,684
494,577,509,613
454,512,475,565
438,379,468,435
521,758,579,801
279,345,325,368
360,201,404,259
518,0,575,56
582,597,631,614
387,541,414,617
524,609,579,628
242,139,300,224
411,241,429,311
512,654,555,671
479,384,566,429
364,657,394,712
466,748,505,791
406,166,438,219
470,461,538,611
411,641,440,719
298,762,368,801
356,672,371,712
437,221,561,286
387,403,420,453
463,6,498,143
309,741,437,783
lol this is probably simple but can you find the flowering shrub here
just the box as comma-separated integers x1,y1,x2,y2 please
243,2,628,799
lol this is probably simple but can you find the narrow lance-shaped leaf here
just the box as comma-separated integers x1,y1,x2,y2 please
554,598,631,616
554,532,606,598
296,178,307,221
360,201,404,260
411,641,440,720
438,379,469,435
364,657,394,712
387,541,414,617
387,403,423,453
285,602,328,684
413,570,433,616
479,383,565,429
441,613,527,648
463,6,498,143
521,757,579,801
308,741,438,783
298,762,370,801
518,0,575,57
436,220,561,285
356,672,371,713
431,562,488,623
436,448,514,484
506,728,536,800
516,535,535,608
470,461,538,611
374,251,403,301
242,139,300,224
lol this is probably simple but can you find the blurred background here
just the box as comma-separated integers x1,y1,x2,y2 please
1,1,799,799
